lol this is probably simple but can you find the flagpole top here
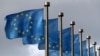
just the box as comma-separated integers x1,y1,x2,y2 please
98,47,100,50
44,1,50,7
86,36,91,39
70,21,75,25
93,42,97,45
58,12,64,17
79,29,83,33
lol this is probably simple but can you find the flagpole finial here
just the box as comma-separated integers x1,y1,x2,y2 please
98,47,100,50
86,36,91,39
58,12,64,17
70,21,75,25
44,1,50,7
79,29,83,33
93,42,97,45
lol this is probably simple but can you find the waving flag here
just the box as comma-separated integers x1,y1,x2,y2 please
38,27,71,50
90,47,94,56
22,18,58,44
5,8,43,39
38,27,80,52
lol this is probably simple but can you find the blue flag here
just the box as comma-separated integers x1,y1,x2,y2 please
90,47,94,56
5,8,44,39
38,27,71,50
47,34,79,56
74,40,87,56
22,18,58,44
38,27,80,52
63,40,87,56
49,50,59,56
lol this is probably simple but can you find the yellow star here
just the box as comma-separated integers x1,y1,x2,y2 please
38,38,41,41
29,16,32,20
30,21,33,24
14,19,16,21
65,51,68,53
42,37,44,40
21,13,24,16
53,46,55,48
15,27,18,30
18,31,21,33
56,45,59,48
26,14,29,17
26,29,29,32
29,26,32,29
31,35,34,38
34,38,37,40
13,23,16,26
49,45,51,48
22,32,25,34
16,15,19,17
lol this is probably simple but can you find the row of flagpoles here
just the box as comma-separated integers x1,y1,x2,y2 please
4,1,100,56
44,1,99,56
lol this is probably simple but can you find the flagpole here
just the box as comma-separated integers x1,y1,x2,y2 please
98,47,100,56
87,36,91,56
79,29,83,56
44,1,50,56
58,12,64,56
70,21,75,56
93,42,97,56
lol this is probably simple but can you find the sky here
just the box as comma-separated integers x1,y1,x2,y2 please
0,0,100,56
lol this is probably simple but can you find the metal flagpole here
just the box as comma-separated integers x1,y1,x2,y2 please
44,1,50,56
70,21,75,56
98,47,100,56
87,36,91,56
79,29,83,56
93,42,97,56
58,12,64,56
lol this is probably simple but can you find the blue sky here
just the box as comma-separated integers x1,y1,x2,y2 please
0,0,100,56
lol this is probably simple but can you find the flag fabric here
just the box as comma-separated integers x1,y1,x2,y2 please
74,40,87,56
62,40,87,56
5,8,44,39
49,50,59,56
83,49,88,56
22,18,58,44
90,47,94,56
38,27,71,50
38,27,80,52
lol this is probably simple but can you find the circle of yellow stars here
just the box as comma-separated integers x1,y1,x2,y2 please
13,13,32,35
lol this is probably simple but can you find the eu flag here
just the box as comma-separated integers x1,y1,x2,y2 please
90,47,94,56
5,8,43,39
47,33,79,56
22,18,58,44
38,27,71,50
38,27,79,52
63,40,87,56
74,40,88,56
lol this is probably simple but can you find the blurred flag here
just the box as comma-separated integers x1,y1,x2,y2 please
62,40,87,56
22,18,58,44
74,40,87,56
5,8,43,39
38,27,71,50
90,47,94,56
38,27,80,52
49,50,59,56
